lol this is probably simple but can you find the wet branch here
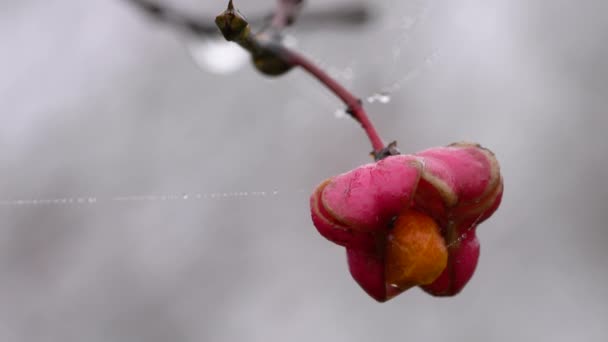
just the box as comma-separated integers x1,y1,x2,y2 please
124,0,391,158
123,0,372,36
216,0,391,156
271,0,304,30
123,0,218,35
278,47,386,152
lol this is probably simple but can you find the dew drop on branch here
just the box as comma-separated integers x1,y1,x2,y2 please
186,38,249,75
334,108,348,119
282,34,298,49
366,92,391,104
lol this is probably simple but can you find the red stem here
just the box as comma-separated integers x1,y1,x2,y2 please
271,0,303,29
280,48,386,152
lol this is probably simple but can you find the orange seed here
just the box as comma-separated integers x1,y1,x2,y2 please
385,209,448,290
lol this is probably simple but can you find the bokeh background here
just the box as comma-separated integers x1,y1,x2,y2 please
1,0,607,341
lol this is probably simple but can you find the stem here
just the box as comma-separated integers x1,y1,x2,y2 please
271,0,304,30
216,0,390,156
269,0,385,154
124,0,218,35
125,0,372,38
278,47,385,152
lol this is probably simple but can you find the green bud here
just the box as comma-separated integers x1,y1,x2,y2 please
215,0,250,42
215,1,293,77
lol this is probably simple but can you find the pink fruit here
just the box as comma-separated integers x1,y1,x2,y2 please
310,142,503,302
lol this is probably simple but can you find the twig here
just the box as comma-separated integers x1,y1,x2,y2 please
277,47,385,152
216,1,390,156
123,0,218,35
124,0,372,37
271,0,304,30
126,0,390,157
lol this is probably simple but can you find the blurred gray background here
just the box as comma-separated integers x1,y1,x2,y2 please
1,0,607,341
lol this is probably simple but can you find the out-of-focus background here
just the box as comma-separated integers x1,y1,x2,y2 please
1,0,607,341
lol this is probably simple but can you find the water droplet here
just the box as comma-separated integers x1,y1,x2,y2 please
367,92,391,104
282,34,298,48
186,38,249,75
334,108,348,119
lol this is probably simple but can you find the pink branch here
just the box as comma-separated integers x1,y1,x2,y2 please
217,0,387,155
280,48,386,152
271,0,304,29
